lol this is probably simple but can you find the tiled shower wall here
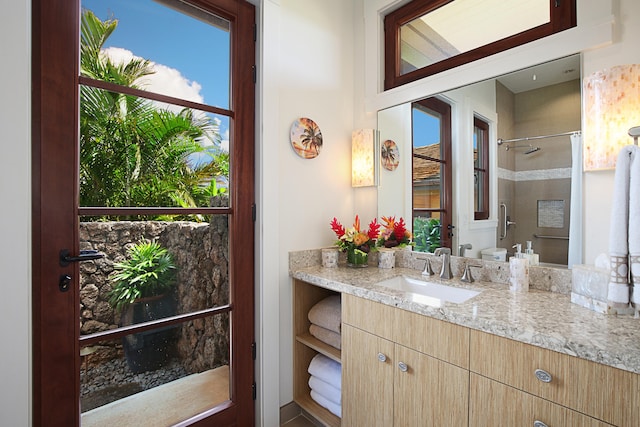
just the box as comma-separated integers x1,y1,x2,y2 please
496,79,581,265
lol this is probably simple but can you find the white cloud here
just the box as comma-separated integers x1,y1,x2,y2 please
100,47,229,153
101,47,204,104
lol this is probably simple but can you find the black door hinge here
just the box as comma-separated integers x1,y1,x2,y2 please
253,24,257,42
251,341,257,360
251,203,256,222
252,382,257,400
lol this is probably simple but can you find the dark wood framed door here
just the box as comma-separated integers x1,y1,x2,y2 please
32,0,256,425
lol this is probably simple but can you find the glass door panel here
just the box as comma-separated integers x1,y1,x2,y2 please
80,314,230,426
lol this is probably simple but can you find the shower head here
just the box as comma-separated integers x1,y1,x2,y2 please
524,146,541,155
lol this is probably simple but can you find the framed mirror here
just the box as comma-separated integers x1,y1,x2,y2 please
377,54,582,267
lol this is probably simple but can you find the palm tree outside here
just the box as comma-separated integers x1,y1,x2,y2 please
79,9,228,216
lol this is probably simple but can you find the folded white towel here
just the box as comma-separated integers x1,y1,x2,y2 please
309,375,341,405
629,146,640,304
608,146,636,306
308,295,341,334
308,353,341,390
310,389,341,418
309,324,341,350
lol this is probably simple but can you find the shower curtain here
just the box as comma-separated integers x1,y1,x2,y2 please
568,132,583,268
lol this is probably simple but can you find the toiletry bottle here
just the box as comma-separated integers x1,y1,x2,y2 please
509,243,530,292
525,240,540,266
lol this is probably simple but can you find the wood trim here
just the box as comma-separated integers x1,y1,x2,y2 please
412,97,452,249
473,116,490,221
32,0,81,424
79,76,234,118
384,0,577,90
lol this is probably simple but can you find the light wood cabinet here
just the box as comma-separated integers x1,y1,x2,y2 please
292,279,341,427
470,329,640,426
470,373,613,427
293,279,640,427
342,294,469,427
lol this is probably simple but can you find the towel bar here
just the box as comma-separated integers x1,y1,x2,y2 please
533,234,569,240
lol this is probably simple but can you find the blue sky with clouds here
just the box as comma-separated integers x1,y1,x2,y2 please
83,0,230,109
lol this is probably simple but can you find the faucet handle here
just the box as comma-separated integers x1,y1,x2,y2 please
416,257,435,276
461,263,481,283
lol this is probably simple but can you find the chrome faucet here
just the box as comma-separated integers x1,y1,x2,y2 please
434,247,452,279
458,243,472,257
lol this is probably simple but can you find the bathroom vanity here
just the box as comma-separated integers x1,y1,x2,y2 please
290,250,640,427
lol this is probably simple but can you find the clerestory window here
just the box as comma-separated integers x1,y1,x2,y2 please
384,0,577,90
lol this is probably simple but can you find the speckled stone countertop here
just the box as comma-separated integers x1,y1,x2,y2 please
290,249,640,376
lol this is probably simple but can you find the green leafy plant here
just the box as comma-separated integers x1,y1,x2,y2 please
413,217,441,253
109,240,177,312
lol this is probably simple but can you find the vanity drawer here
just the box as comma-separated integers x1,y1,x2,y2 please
343,293,395,339
470,373,613,427
342,294,469,368
470,330,640,426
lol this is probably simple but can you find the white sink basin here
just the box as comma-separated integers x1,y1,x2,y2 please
375,275,480,306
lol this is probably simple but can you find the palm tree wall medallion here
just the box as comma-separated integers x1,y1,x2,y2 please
290,117,323,159
381,139,399,171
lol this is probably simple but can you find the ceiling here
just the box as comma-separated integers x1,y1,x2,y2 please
496,54,581,94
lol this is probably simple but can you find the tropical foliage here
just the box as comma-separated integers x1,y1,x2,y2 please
108,240,177,312
80,10,228,218
413,217,441,253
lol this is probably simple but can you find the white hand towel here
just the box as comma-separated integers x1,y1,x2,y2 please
308,353,341,390
309,324,341,350
309,375,341,405
629,146,640,304
308,295,341,334
607,146,635,306
310,390,341,418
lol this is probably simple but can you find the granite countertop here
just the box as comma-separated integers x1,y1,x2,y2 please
291,263,640,376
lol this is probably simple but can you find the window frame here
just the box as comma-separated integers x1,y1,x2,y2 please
384,0,577,90
412,96,453,250
473,116,490,221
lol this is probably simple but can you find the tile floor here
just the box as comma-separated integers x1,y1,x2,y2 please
281,415,318,427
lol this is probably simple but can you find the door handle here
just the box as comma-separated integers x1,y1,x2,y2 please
59,249,105,267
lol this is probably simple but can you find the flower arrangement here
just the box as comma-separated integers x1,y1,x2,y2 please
377,216,413,248
330,215,380,266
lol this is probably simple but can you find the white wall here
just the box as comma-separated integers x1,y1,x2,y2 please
260,0,357,416
0,1,31,426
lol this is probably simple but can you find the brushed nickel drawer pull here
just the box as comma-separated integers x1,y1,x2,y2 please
377,352,387,363
534,369,552,383
533,420,549,427
398,361,408,372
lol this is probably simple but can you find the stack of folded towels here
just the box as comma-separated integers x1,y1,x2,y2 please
308,353,341,417
307,295,342,417
307,295,341,350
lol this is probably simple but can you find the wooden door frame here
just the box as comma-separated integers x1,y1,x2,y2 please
32,0,256,425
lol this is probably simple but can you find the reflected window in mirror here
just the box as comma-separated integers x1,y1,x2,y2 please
412,97,452,252
384,0,576,90
473,116,489,220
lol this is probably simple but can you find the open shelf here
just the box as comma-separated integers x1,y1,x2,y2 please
295,332,340,363
293,279,342,426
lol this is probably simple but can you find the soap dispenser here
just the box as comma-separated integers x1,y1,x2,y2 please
509,243,530,292
524,241,540,266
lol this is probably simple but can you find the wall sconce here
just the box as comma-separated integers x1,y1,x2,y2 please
583,64,640,171
352,129,377,187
